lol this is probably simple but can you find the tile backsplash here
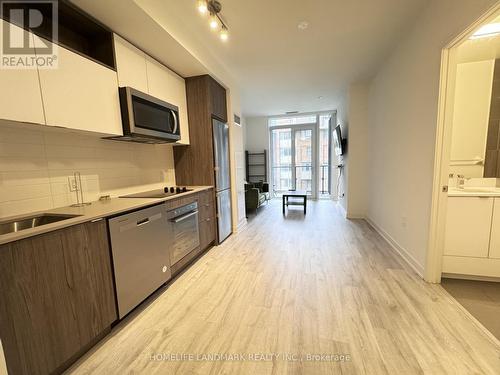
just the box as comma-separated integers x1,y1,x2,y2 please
0,121,176,218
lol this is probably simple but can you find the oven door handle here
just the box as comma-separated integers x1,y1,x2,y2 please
170,210,198,223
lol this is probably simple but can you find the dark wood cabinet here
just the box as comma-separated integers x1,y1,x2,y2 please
174,75,227,187
174,75,226,247
209,77,228,122
0,220,117,375
198,189,216,251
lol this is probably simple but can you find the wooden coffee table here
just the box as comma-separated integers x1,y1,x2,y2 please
282,190,307,214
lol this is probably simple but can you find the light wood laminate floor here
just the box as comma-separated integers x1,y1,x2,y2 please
67,200,500,374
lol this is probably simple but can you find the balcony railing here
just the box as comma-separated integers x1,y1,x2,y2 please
271,164,330,197
319,164,330,196
271,165,312,194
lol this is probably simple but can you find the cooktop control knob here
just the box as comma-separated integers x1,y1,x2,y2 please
170,187,175,193
164,187,169,193
176,187,182,193
182,187,187,192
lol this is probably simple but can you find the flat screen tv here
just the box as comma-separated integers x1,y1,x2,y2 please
333,124,346,156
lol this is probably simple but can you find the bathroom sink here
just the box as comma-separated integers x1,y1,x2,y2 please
0,214,81,235
459,187,494,192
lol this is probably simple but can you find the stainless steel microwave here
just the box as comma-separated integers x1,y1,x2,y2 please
107,87,181,144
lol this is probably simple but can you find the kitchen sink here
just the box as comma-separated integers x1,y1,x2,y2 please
0,214,82,235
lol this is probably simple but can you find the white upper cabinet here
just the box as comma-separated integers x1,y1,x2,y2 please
36,43,122,136
146,57,190,145
444,197,493,257
0,20,45,125
113,35,148,92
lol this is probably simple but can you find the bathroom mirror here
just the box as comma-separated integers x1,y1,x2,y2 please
449,32,500,178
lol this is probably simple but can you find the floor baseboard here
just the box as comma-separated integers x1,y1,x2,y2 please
236,218,248,232
337,202,347,218
365,217,425,278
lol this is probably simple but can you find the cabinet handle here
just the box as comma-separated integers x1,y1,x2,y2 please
204,203,210,207
206,218,211,221
91,218,103,223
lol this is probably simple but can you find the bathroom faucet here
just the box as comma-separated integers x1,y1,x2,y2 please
457,174,467,189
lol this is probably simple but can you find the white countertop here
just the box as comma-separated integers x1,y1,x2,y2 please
0,186,213,245
448,187,500,197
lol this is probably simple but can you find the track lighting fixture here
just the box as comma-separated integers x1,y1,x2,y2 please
196,0,229,41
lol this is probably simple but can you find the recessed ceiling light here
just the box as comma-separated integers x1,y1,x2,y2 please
318,96,323,99
470,23,500,39
298,21,309,30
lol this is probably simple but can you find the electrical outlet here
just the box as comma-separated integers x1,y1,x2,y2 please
68,176,78,192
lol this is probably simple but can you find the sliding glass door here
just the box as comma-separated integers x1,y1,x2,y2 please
270,125,316,198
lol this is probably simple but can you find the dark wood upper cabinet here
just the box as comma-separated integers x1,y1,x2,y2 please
209,77,228,122
0,220,117,375
174,75,228,186
1,0,115,69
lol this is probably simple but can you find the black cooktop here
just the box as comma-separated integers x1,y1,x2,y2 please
120,186,192,199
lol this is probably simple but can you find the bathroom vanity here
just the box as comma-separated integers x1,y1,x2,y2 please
443,188,500,278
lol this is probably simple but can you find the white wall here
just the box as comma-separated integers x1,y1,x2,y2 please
366,0,498,273
229,109,247,229
336,92,349,212
0,121,175,218
346,83,370,218
245,116,269,153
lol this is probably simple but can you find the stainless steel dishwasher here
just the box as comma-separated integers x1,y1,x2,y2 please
168,202,200,266
108,204,172,319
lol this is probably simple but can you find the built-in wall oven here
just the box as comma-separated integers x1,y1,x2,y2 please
168,202,200,266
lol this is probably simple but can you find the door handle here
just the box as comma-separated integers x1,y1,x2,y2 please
136,218,150,226
170,211,198,223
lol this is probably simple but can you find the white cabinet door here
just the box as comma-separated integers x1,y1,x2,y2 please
114,34,148,92
488,198,500,258
444,197,493,257
146,57,190,145
0,20,45,125
36,44,122,135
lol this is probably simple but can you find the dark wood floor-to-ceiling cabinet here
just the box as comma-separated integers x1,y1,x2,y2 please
174,75,228,244
174,75,227,186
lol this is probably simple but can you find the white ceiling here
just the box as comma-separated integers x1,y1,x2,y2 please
73,0,429,117
136,0,429,117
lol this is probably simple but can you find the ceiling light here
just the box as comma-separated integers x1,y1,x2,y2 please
209,14,219,29
298,21,309,30
318,96,323,99
197,0,208,14
196,0,229,42
220,26,229,41
470,23,500,39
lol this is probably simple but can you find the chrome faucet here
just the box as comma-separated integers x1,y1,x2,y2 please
457,174,467,189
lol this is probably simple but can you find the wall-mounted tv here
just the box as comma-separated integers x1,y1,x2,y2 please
333,124,346,156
